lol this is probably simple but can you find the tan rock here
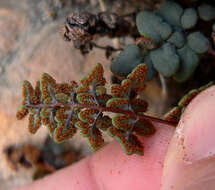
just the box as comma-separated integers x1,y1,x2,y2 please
0,9,27,59
0,16,112,189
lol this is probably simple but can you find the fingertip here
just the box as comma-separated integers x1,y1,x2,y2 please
15,123,174,190
161,85,215,190
90,124,173,190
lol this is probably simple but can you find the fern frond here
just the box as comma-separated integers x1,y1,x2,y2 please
17,64,211,155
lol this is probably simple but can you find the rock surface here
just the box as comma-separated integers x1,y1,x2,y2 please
0,1,113,189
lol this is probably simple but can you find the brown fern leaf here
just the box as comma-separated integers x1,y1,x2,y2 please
112,114,135,131
16,106,29,120
134,119,155,137
110,79,133,98
28,113,42,134
76,93,96,105
75,121,104,150
54,108,77,142
78,109,99,123
164,106,182,122
130,98,148,113
80,63,106,87
106,98,129,109
164,82,214,122
40,73,58,101
96,115,112,131
127,64,147,93
108,127,143,155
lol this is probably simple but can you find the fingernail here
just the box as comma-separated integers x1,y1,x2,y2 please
161,86,215,190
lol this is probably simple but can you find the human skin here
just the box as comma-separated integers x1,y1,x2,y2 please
15,86,215,190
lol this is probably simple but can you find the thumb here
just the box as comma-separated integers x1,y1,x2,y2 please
161,85,215,190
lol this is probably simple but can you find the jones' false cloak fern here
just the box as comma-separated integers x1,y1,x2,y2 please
16,63,213,155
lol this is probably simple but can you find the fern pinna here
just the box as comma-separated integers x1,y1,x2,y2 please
16,63,182,155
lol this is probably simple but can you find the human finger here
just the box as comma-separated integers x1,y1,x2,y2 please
15,122,174,190
161,86,215,190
